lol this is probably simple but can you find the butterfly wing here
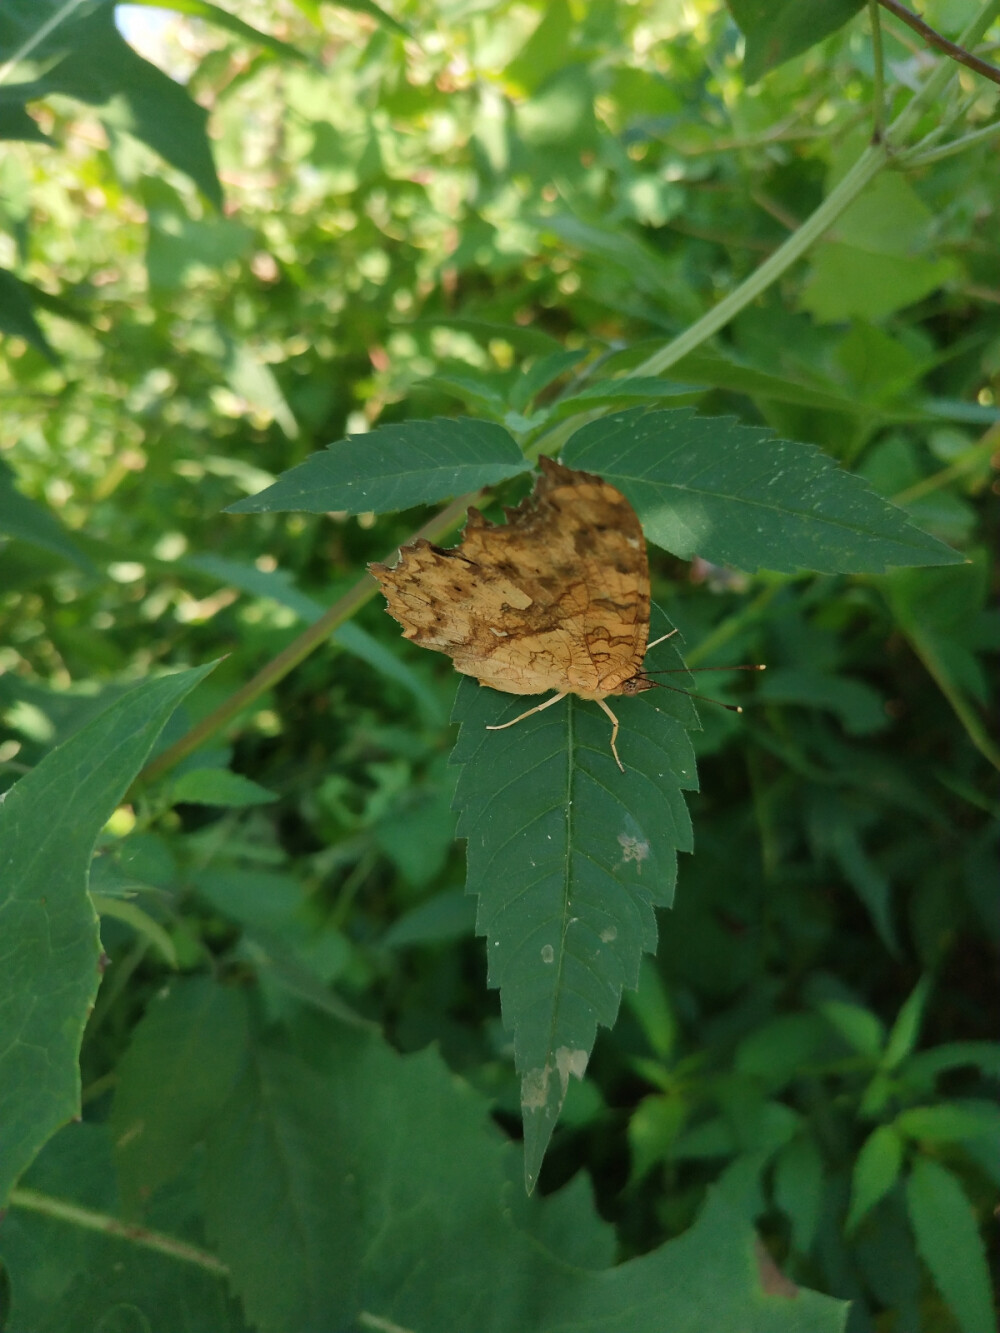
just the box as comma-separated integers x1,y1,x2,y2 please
370,459,650,699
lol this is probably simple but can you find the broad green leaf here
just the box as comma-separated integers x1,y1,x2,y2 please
111,976,250,1214
773,1135,825,1253
208,1021,847,1331
203,1046,364,1331
3,1124,248,1333
226,418,527,514
802,176,957,322
561,408,961,573
906,1156,995,1333
727,0,865,81
451,608,698,1190
0,267,58,360
757,668,888,735
0,663,216,1204
895,1101,1000,1145
0,2,222,206
846,1124,904,1231
0,458,96,572
170,767,277,807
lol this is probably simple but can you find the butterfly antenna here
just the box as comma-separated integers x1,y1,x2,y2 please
643,664,765,713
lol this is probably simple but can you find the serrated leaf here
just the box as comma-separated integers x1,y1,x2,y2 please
0,663,216,1205
906,1156,995,1333
450,608,699,1190
226,417,527,514
561,407,961,573
171,766,277,807
847,1124,904,1231
111,976,250,1214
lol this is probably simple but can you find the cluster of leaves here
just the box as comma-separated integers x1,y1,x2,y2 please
1,1,998,1331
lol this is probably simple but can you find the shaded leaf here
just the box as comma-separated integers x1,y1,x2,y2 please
847,1124,904,1231
0,663,216,1204
227,418,527,514
450,608,699,1189
0,268,58,361
0,2,221,206
0,458,96,572
561,407,960,573
170,767,277,807
2,1124,246,1333
906,1156,995,1333
111,976,250,1214
728,0,865,82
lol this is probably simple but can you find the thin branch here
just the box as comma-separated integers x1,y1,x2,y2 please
869,0,887,139
135,489,480,787
9,1189,229,1277
877,0,1000,86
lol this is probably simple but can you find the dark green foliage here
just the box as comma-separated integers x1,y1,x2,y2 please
0,1,997,1329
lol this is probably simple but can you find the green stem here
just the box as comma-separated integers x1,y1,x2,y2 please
136,488,476,787
870,0,887,140
9,1189,229,1277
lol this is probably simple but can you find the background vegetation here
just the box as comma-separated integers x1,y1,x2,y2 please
0,1,997,1330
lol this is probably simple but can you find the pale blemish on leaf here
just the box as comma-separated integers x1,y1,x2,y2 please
617,831,650,873
600,925,617,943
520,1046,589,1113
540,943,554,963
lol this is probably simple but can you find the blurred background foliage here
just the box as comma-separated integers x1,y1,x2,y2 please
0,0,998,1328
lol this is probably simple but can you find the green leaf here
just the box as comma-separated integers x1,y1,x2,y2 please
126,0,311,61
846,1124,904,1231
773,1135,825,1253
171,767,277,807
561,408,960,574
450,608,698,1190
0,267,58,361
881,561,1000,769
203,1045,364,1331
883,975,932,1070
1,2,222,206
727,0,865,82
226,418,528,514
3,1124,247,1333
895,1101,1000,1145
757,668,888,735
906,1156,995,1333
111,976,250,1214
802,173,958,323
0,458,96,572
0,662,216,1205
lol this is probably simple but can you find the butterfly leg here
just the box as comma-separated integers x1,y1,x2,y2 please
646,628,678,651
486,692,567,736
595,697,625,773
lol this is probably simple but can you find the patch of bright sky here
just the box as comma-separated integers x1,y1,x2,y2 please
115,5,192,80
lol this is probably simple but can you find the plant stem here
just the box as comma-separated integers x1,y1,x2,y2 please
870,0,887,140
136,489,477,786
9,1189,229,1277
